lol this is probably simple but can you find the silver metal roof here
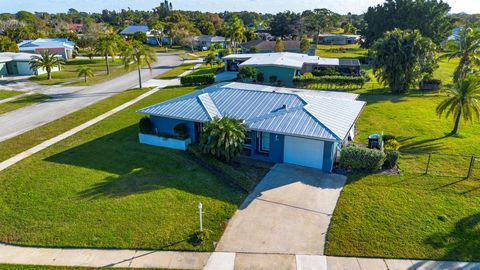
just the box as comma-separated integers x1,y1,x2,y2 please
138,82,365,141
223,52,344,69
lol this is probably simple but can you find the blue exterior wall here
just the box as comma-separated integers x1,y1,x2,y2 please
253,66,297,86
322,141,336,172
150,116,196,141
248,131,284,163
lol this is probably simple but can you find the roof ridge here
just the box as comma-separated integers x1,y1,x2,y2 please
247,105,304,124
197,93,222,120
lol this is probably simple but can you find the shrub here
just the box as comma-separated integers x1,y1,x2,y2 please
382,134,396,141
218,48,232,58
189,145,255,192
269,75,278,84
312,68,341,76
303,72,314,78
384,150,400,168
340,146,386,172
238,66,257,81
139,116,153,134
257,72,264,83
384,139,401,150
180,74,215,86
293,75,367,89
195,229,212,242
173,123,188,139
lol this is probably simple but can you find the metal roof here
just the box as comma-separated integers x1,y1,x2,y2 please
138,82,365,141
0,52,39,62
196,35,226,43
223,52,345,69
120,25,149,35
18,38,75,50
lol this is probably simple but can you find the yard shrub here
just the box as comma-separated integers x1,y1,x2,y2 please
257,72,264,83
384,139,401,150
139,116,153,134
312,68,341,76
194,229,212,242
382,134,396,141
173,123,189,139
180,74,215,86
188,145,255,192
384,150,400,168
340,146,386,172
269,75,278,84
293,75,367,89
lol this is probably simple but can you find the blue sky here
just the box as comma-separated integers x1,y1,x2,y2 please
1,0,479,14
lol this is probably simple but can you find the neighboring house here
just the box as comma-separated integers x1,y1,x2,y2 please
137,82,365,172
194,35,226,50
18,38,75,60
317,34,361,45
120,25,159,45
0,52,59,76
447,27,480,42
240,40,314,55
67,23,83,33
222,52,361,86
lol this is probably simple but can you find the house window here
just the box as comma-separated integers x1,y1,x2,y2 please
260,132,270,152
244,131,253,148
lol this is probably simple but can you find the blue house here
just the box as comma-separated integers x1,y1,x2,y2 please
18,38,75,60
120,25,159,45
137,82,365,172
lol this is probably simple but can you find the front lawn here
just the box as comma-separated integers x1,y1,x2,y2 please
0,86,262,251
29,59,128,86
316,44,368,58
155,63,196,79
0,90,24,100
326,91,480,261
0,93,50,115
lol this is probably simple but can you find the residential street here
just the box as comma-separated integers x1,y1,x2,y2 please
0,53,182,142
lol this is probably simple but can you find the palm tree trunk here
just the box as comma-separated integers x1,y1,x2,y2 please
137,66,142,88
84,74,87,83
452,112,461,134
105,51,110,75
316,29,320,48
47,67,52,80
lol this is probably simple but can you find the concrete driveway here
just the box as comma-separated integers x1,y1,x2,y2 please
216,163,346,255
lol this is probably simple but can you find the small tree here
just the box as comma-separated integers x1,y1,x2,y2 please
300,35,310,54
77,65,94,83
436,76,480,135
95,35,118,75
275,38,284,52
372,29,437,93
238,66,257,82
0,36,19,52
132,31,148,43
205,53,216,68
200,117,246,161
249,46,259,53
29,50,65,80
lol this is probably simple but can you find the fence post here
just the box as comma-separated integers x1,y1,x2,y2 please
425,153,431,175
467,155,475,179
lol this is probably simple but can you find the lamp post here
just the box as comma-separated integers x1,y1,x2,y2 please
198,202,203,232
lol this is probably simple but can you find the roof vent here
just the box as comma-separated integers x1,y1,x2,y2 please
282,104,287,110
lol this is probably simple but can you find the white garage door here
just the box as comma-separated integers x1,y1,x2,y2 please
284,136,324,169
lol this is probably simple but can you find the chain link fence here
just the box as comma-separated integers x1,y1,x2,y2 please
402,152,478,179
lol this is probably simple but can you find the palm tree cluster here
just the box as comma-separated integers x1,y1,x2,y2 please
29,50,65,80
200,117,247,161
95,35,119,75
443,28,480,82
77,65,94,83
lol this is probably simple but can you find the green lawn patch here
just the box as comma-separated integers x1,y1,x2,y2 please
155,63,196,79
0,93,50,115
0,86,252,251
189,64,222,77
0,88,150,163
326,91,480,261
316,44,369,58
29,59,129,86
0,264,164,270
0,90,24,100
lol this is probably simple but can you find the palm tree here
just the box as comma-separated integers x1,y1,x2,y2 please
121,42,157,88
442,28,480,82
77,65,94,83
95,35,118,75
436,76,480,135
200,117,247,161
225,16,246,53
29,50,65,80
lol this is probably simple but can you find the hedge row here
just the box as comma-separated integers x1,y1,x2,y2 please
293,75,367,88
339,146,386,172
188,145,255,192
180,74,215,86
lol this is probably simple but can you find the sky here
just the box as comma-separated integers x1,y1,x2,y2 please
0,0,479,15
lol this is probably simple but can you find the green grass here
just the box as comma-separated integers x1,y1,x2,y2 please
0,93,50,115
0,88,150,163
155,63,196,79
0,90,23,100
316,44,369,58
0,86,255,251
326,90,480,261
29,59,128,86
188,64,222,77
0,265,163,270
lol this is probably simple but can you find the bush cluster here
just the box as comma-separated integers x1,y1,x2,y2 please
312,68,341,76
293,75,367,88
384,150,400,168
180,74,215,86
339,146,386,172
384,139,401,150
188,145,255,192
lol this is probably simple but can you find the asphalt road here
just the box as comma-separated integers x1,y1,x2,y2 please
0,53,182,142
